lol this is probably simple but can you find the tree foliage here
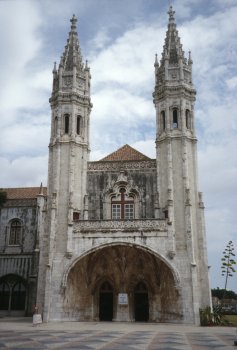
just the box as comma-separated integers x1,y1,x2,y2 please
221,240,236,292
212,288,237,300
0,191,7,207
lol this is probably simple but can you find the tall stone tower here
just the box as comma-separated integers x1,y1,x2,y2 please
38,15,92,321
153,6,211,323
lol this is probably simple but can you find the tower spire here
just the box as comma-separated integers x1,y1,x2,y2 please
155,5,194,87
160,5,185,67
60,14,83,72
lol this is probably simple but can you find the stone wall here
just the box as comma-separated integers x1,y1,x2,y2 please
0,199,39,315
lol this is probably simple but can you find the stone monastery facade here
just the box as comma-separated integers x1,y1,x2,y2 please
0,7,211,324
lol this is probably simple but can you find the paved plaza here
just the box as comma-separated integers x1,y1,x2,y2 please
0,318,236,349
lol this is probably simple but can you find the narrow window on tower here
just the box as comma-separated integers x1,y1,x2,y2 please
54,117,58,136
161,111,166,130
64,114,69,134
76,115,81,135
172,109,178,128
186,109,190,129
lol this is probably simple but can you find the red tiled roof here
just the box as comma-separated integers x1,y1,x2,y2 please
0,187,47,200
100,144,151,162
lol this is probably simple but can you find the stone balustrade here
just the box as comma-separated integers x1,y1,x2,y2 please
73,219,167,235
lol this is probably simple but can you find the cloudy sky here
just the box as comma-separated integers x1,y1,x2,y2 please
0,0,237,292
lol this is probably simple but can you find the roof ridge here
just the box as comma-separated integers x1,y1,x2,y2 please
1,187,47,200
100,144,151,162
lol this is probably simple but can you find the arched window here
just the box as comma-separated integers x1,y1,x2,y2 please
161,111,166,130
76,115,81,135
111,188,134,220
0,276,27,312
186,109,191,129
64,114,69,134
9,219,22,245
173,109,178,128
54,116,58,136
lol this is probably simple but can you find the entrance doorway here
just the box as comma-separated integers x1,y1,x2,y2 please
134,282,149,321
99,282,113,321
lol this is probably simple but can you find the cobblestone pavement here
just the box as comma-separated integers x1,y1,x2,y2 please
0,319,236,349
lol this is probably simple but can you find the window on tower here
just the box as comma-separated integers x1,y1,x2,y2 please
186,109,191,129
54,116,58,136
161,111,166,130
64,114,69,134
111,188,134,220
73,212,80,221
172,109,178,128
76,115,81,135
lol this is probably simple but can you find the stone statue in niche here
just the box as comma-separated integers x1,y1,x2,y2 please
64,77,72,87
117,170,127,184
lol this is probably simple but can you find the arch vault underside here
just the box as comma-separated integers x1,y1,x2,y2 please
63,244,182,322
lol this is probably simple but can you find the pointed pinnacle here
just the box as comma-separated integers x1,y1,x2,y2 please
154,53,159,67
168,5,175,23
39,182,43,195
70,14,77,32
188,51,193,64
53,61,57,73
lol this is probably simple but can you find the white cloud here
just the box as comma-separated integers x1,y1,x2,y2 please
88,29,112,54
92,88,153,122
226,76,237,90
131,140,156,159
0,118,50,157
89,24,163,90
0,155,48,188
0,1,43,103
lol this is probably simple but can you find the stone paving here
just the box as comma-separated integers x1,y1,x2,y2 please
0,318,236,349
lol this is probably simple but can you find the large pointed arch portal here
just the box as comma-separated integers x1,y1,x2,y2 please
63,244,182,322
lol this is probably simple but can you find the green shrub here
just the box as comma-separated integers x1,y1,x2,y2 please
199,306,232,326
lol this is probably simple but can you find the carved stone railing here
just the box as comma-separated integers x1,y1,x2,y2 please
73,219,167,234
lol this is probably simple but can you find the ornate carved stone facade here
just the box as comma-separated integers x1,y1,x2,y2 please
0,7,211,323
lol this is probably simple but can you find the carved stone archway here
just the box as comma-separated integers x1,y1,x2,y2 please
63,244,182,322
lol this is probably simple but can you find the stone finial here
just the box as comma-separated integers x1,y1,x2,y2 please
154,53,159,67
188,51,193,65
53,61,57,74
198,192,204,208
70,14,77,32
168,5,175,23
40,182,44,195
